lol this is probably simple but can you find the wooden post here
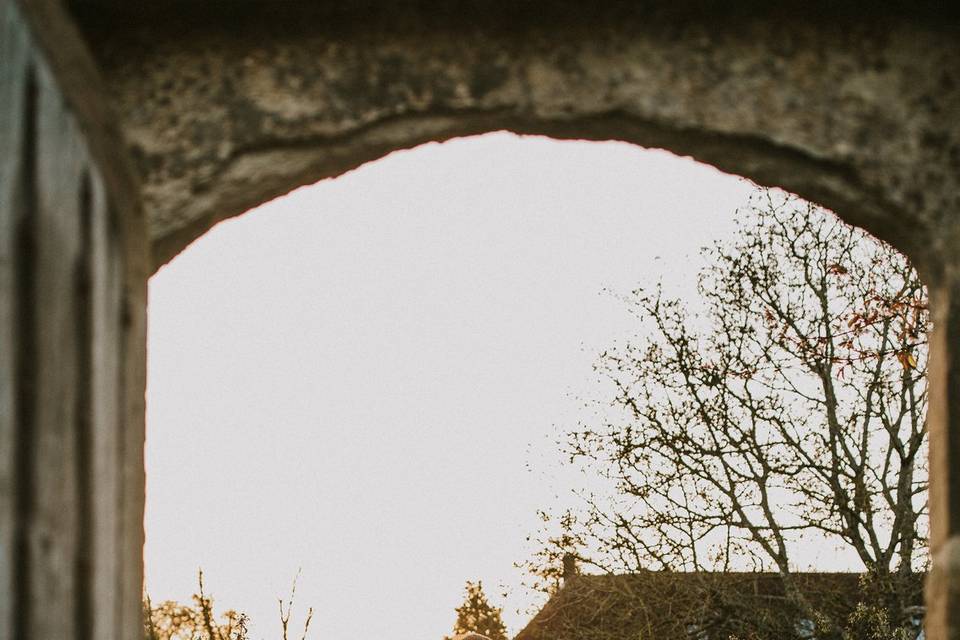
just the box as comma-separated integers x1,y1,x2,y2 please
0,1,146,639
927,269,960,640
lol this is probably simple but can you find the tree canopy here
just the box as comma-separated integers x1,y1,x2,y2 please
445,581,508,640
525,191,928,633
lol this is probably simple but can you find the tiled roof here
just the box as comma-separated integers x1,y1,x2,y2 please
515,572,923,640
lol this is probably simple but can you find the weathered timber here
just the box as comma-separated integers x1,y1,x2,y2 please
0,1,146,639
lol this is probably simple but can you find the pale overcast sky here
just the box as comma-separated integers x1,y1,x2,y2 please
144,132,759,640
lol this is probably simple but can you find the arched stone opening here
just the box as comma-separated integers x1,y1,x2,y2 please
3,1,959,638
77,4,960,638
71,2,958,275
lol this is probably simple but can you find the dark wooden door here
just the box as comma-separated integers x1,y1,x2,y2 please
0,1,146,638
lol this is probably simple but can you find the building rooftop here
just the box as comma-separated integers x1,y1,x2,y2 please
515,571,923,640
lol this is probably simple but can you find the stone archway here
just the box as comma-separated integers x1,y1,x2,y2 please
76,4,960,639
6,1,960,638
72,3,958,274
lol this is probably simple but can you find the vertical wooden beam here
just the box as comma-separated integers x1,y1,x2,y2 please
927,270,960,640
117,232,147,640
0,2,146,639
0,4,30,637
29,57,87,637
88,174,122,640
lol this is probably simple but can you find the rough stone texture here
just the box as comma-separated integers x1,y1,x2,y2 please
69,3,959,276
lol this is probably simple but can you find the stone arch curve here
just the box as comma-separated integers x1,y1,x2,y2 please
73,3,958,273
65,2,960,638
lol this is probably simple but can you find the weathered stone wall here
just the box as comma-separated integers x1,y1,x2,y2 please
71,3,959,275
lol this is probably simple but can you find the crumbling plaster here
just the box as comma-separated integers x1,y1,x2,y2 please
70,3,959,276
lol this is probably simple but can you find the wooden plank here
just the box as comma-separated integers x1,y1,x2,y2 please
0,2,148,639
0,4,142,638
117,215,147,640
88,168,123,640
0,3,31,638
27,57,87,638
75,165,95,640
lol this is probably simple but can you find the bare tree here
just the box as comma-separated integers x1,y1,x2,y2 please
526,191,928,626
144,571,250,640
144,571,312,640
